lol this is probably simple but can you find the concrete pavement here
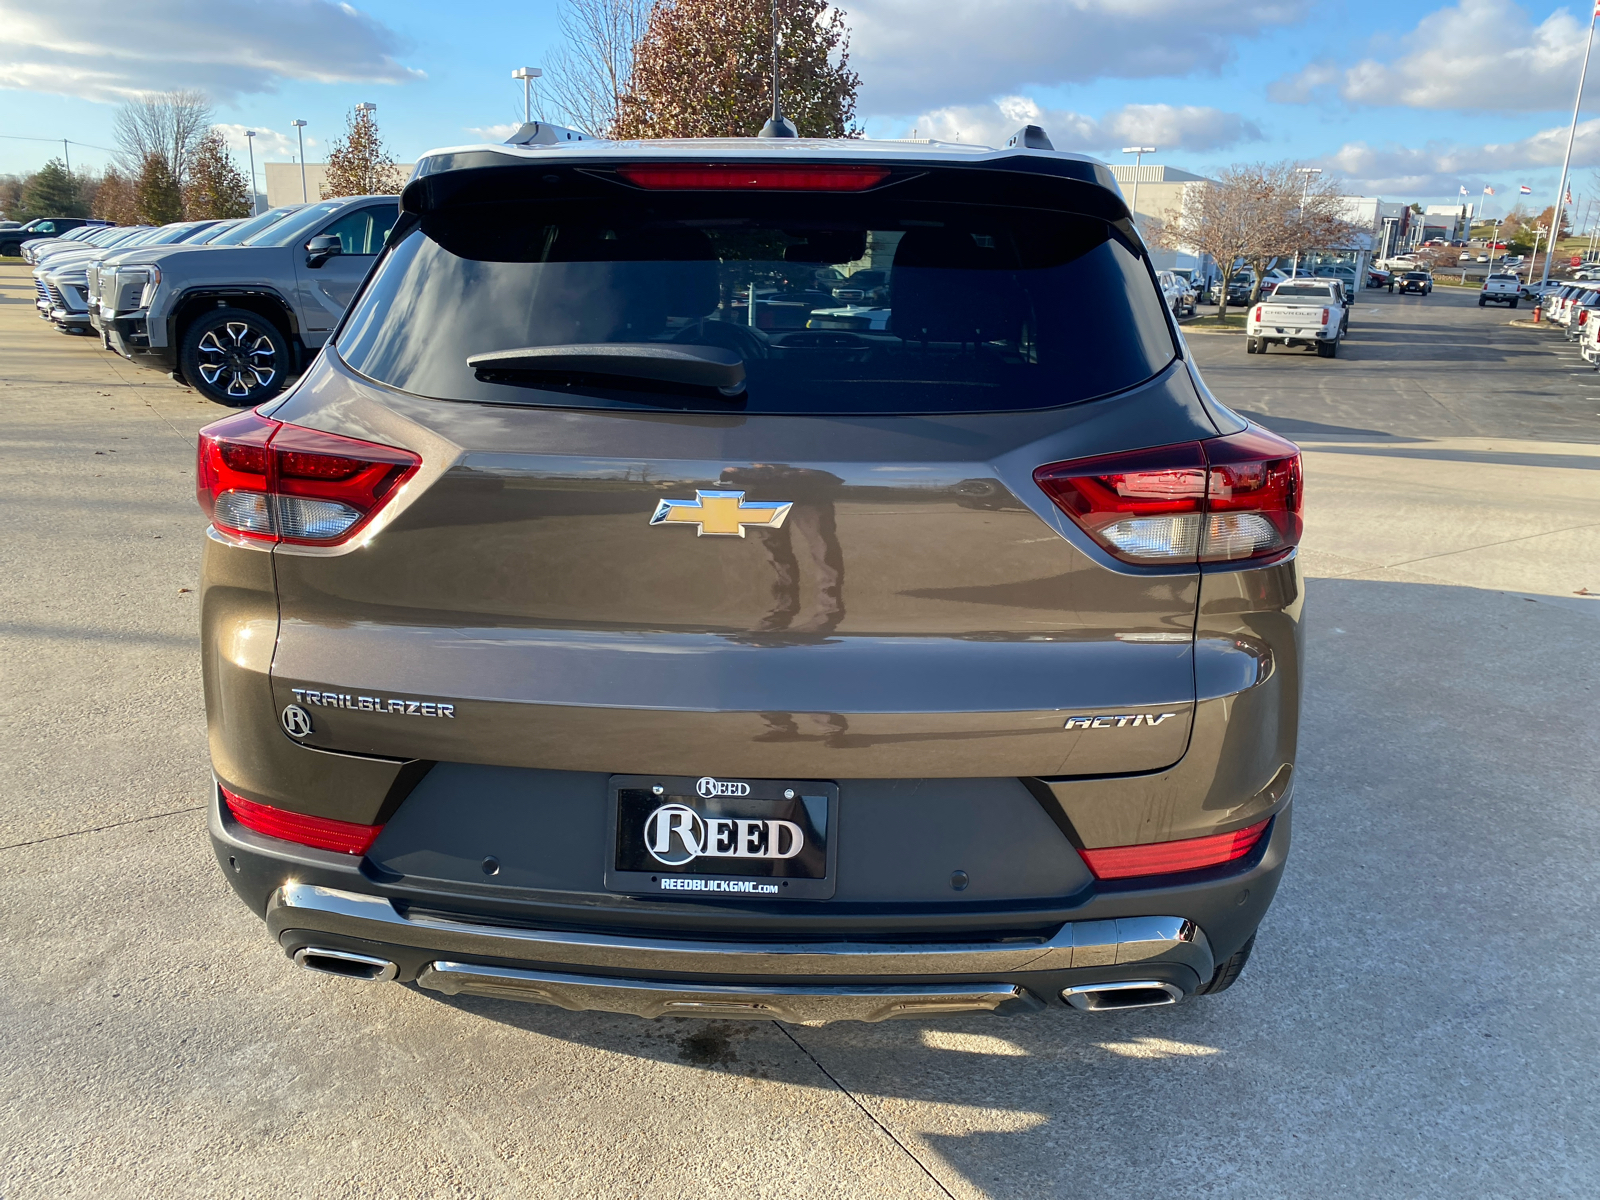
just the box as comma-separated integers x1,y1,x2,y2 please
2,266,1598,1198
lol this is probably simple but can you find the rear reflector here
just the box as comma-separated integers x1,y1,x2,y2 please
197,410,420,546
1033,427,1303,565
615,164,891,191
221,786,383,855
1078,818,1271,880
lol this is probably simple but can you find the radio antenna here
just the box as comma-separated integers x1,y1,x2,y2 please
758,0,797,137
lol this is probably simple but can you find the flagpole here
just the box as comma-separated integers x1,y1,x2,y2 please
1542,0,1598,286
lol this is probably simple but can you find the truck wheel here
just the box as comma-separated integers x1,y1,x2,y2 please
1195,934,1255,996
1511,299,1519,309
1245,337,1260,354
1478,298,1486,307
1317,339,1338,358
180,307,290,407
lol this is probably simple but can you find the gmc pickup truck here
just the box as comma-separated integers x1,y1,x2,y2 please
1245,280,1348,357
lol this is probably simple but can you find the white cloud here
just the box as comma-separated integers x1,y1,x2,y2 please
213,124,317,159
0,0,422,103
851,0,1304,109
1321,117,1600,195
907,97,1263,155
466,123,521,142
1271,0,1588,112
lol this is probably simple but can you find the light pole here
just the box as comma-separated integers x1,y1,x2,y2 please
243,130,259,215
1291,166,1322,277
512,67,542,126
291,120,308,202
1121,146,1156,236
1542,2,1598,285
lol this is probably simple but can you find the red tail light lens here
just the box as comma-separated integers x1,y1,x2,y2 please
221,785,383,855
1254,305,1262,321
1321,307,1330,325
616,164,891,191
1033,427,1303,565
1079,818,1270,880
197,411,420,546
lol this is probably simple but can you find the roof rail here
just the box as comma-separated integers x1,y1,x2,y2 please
503,121,596,146
1006,125,1055,151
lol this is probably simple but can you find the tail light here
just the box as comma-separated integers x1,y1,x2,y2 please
1321,308,1329,325
1079,818,1271,880
616,164,890,191
1253,305,1262,321
1033,427,1303,565
197,410,420,546
221,785,383,855
1582,310,1589,325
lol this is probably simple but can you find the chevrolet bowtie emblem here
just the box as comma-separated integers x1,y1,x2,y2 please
649,490,792,537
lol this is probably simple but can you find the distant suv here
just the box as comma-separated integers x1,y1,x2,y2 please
200,127,1301,1024
98,195,398,404
1397,270,1433,295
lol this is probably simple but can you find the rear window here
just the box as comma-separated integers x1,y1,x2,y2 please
1270,285,1333,299
337,192,1176,414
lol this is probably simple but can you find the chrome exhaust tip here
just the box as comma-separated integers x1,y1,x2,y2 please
292,947,398,982
1062,981,1184,1012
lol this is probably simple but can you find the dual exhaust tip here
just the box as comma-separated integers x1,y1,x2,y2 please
292,946,1184,1012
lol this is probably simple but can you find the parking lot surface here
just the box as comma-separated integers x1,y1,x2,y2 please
3,268,1598,1198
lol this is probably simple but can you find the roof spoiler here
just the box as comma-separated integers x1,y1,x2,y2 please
1006,125,1055,151
503,121,596,146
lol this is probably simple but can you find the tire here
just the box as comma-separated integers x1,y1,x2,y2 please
179,307,291,407
1317,339,1338,358
1511,299,1519,309
1195,934,1255,996
1246,337,1262,354
1479,298,1486,307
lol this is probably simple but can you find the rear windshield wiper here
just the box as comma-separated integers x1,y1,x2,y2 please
467,343,747,401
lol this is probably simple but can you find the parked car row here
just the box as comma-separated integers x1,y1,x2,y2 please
0,216,111,257
1540,282,1600,339
17,195,400,405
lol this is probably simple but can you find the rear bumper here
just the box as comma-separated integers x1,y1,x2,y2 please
214,785,1291,1022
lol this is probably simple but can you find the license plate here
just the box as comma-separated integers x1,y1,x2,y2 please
605,775,839,899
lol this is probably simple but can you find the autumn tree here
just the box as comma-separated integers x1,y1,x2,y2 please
1534,204,1572,241
135,151,185,225
547,0,650,135
614,0,860,139
321,107,406,197
184,130,252,218
115,89,213,190
92,168,140,225
21,158,86,219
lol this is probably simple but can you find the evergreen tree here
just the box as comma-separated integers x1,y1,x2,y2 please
614,0,860,139
135,152,185,225
22,159,87,219
321,107,405,197
183,131,252,219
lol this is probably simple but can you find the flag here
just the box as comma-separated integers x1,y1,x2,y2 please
1567,189,1574,204
1483,185,1495,195
1459,185,1469,196
1521,184,1533,194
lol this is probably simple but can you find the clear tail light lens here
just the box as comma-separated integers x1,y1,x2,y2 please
221,785,383,855
197,410,420,546
1078,818,1271,880
1033,427,1303,565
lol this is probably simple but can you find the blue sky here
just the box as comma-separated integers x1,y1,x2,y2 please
4,0,1600,216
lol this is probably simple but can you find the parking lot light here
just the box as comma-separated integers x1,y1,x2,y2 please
512,67,542,126
291,120,308,202
1121,146,1157,235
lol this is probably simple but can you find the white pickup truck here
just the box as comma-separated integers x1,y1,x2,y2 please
1245,280,1348,357
1479,273,1519,308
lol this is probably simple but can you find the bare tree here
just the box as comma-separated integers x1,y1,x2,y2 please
1158,161,1359,319
545,0,650,135
114,90,214,188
